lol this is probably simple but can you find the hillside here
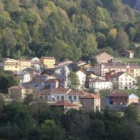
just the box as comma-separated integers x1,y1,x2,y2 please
0,0,140,61
122,0,140,10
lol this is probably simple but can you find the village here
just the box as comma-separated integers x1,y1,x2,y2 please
1,51,140,112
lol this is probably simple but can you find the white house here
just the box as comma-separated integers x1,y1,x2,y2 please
44,79,59,89
76,70,86,88
40,87,88,103
22,79,46,92
31,57,40,64
89,78,113,90
112,72,136,90
31,57,43,72
54,65,70,88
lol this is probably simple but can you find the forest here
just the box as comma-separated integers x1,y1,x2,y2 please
0,0,140,61
0,96,140,140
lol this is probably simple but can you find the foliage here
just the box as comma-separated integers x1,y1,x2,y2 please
68,71,80,88
0,100,139,140
0,70,19,93
0,0,138,60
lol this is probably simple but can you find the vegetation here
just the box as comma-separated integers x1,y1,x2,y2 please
0,0,140,61
0,99,140,140
68,71,80,88
0,69,19,93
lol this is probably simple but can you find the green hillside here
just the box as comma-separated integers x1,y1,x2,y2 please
0,0,140,61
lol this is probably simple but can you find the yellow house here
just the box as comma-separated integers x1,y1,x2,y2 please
40,57,55,69
4,59,20,71
19,59,31,70
8,86,33,100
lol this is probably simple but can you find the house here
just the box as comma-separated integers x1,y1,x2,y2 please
35,74,56,81
94,62,140,78
108,93,139,106
4,59,20,71
120,50,134,58
112,72,136,90
31,57,40,64
54,65,70,88
51,100,79,112
40,87,88,103
40,57,55,69
31,57,43,72
105,70,116,81
44,79,59,89
19,59,31,70
8,86,33,100
88,78,113,90
76,70,86,88
14,71,31,85
69,61,86,71
95,52,113,63
22,79,46,92
22,67,40,77
80,94,100,111
55,60,73,68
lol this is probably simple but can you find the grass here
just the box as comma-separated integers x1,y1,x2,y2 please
115,57,140,64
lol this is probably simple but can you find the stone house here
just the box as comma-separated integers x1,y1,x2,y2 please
80,94,100,111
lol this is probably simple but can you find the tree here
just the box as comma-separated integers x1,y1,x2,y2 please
41,119,65,140
68,71,80,88
114,30,129,51
0,70,19,93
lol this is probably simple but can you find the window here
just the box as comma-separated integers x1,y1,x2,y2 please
74,96,76,100
69,96,72,99
61,96,64,100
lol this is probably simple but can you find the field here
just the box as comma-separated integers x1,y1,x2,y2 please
115,58,140,64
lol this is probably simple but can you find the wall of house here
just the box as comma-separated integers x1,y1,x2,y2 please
42,94,81,103
89,81,112,90
81,98,94,109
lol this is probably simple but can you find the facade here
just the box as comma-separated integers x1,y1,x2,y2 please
95,52,113,63
44,79,59,89
40,87,88,103
22,79,46,92
80,94,100,111
54,66,70,88
112,72,136,90
76,70,86,88
40,57,55,69
121,50,134,58
14,72,31,85
88,78,113,90
4,58,31,71
4,59,20,71
31,57,43,72
94,62,140,78
108,93,139,106
19,59,31,70
8,86,33,100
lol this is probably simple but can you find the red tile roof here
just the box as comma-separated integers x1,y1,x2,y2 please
80,94,100,99
40,87,89,96
108,93,129,97
52,100,77,107
89,78,105,82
